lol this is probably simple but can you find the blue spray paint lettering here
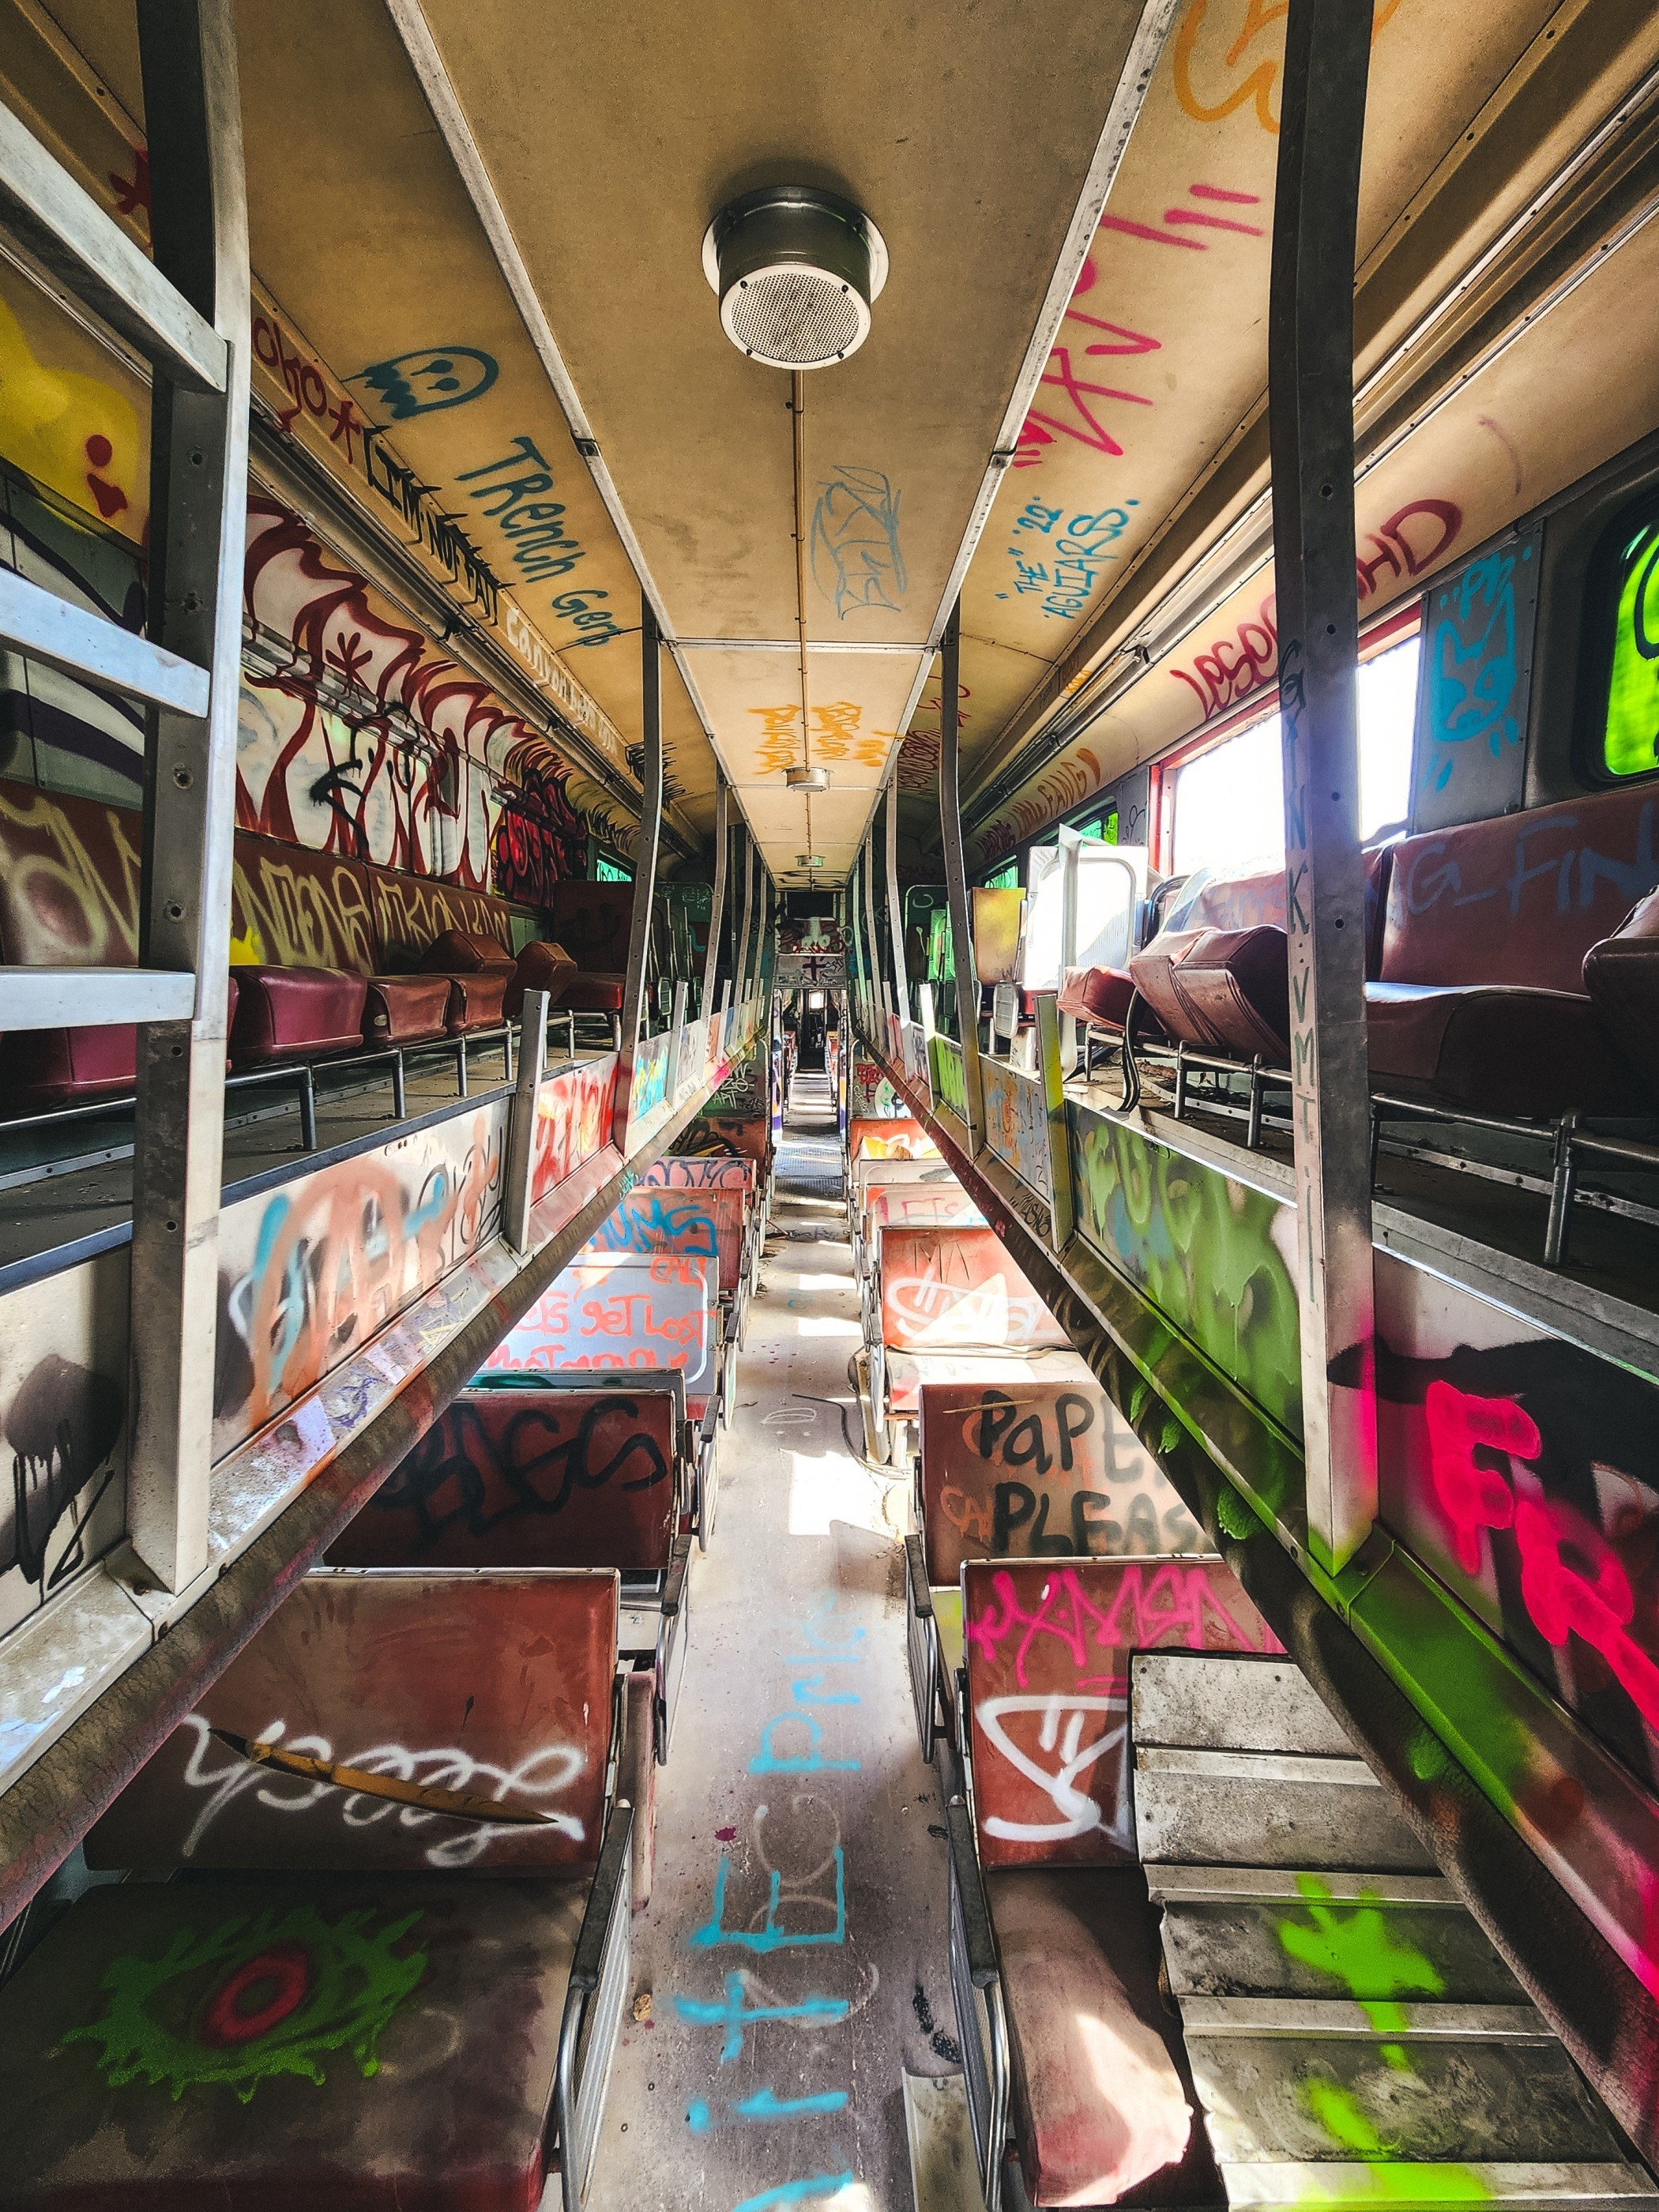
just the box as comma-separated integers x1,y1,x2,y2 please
691,1850,846,1952
750,1714,860,1774
673,1974,848,2063
792,1672,860,1707
729,2176,856,2212
734,2088,849,2121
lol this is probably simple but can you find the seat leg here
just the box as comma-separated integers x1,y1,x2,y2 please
457,1036,468,1097
299,1063,317,1152
393,1049,407,1120
611,1013,621,1051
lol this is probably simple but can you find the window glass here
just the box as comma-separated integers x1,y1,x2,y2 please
1603,515,1659,777
1171,635,1420,876
980,860,1019,891
595,853,631,883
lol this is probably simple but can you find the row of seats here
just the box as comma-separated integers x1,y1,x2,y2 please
0,1143,777,2209
868,1161,1650,2210
1058,783,1659,1122
0,777,637,1114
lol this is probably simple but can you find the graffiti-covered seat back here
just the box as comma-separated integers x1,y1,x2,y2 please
847,1114,937,1161
961,1556,1281,1871
584,1186,747,1297
482,1254,717,1407
84,1568,619,1877
917,1382,1206,1585
330,1382,681,1574
878,1227,1067,1354
549,879,634,972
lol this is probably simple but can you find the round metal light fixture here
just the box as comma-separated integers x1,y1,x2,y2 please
796,853,826,869
784,763,829,792
702,185,888,371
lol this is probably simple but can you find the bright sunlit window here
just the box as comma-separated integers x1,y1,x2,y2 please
1170,635,1420,877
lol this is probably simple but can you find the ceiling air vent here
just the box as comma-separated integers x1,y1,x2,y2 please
702,186,888,371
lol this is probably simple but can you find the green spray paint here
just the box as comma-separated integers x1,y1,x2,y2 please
1072,1110,1303,1435
1277,1874,1444,2033
1279,1879,1488,2204
64,1902,426,2103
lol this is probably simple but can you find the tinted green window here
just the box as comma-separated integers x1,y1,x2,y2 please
980,860,1018,890
596,853,632,882
1604,517,1659,777
1070,805,1119,844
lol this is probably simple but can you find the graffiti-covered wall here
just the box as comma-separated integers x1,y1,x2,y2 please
0,269,609,909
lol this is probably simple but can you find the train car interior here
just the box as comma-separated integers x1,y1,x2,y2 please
1,2,1658,2209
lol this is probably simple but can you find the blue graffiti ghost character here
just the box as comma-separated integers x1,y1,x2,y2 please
351,347,498,419
1424,550,1522,792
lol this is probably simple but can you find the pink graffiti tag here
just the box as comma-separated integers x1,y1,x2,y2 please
1423,1379,1537,1576
1423,1381,1659,1733
965,1563,1270,1690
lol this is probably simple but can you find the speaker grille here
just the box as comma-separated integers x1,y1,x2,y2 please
724,267,866,367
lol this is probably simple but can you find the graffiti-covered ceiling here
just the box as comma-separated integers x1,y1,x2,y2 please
907,0,1659,869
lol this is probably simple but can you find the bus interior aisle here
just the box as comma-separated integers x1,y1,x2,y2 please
589,1070,953,2212
6,0,1659,2209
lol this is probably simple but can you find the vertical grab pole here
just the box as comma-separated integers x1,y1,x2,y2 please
884,771,908,1031
863,811,886,1029
701,773,728,1021
614,596,663,1150
735,826,757,1019
939,603,984,1152
503,989,549,1253
126,0,250,1592
1270,0,1378,1572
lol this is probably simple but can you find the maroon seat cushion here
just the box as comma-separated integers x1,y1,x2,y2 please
1583,890,1659,1101
988,1867,1216,2210
1129,926,1222,1049
1367,980,1643,1119
1172,925,1289,1062
0,1875,587,2210
228,967,368,1067
363,973,453,1048
419,927,514,976
1379,786,1659,996
444,969,510,1034
1057,965,1135,1031
505,939,579,1020
1,1024,137,1113
556,972,627,1014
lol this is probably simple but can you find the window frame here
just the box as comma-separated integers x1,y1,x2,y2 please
1575,488,1659,790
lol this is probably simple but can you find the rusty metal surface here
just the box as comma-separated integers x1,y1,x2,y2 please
962,1556,1282,1869
83,1568,618,1874
919,1379,1205,1583
329,1387,679,1574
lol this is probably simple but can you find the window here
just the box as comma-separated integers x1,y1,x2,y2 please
595,852,631,883
1170,634,1421,877
1068,803,1119,845
979,860,1019,891
1598,508,1659,778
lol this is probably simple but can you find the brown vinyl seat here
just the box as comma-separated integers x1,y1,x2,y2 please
1582,887,1659,1098
228,966,368,1068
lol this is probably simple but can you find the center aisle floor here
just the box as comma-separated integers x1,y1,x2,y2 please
589,1070,960,2212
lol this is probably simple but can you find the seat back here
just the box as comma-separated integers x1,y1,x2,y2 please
961,1556,1281,1869
918,1382,1206,1582
1380,784,1658,994
848,1115,937,1161
0,775,143,969
84,1568,619,1873
585,1186,746,1296
636,1154,757,1198
863,1183,984,1237
329,1381,681,1571
483,1253,717,1398
549,880,634,971
366,864,517,971
878,1226,1066,1353
231,830,379,973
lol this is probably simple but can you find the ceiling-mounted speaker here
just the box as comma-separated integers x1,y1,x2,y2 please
702,186,888,371
784,764,829,791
